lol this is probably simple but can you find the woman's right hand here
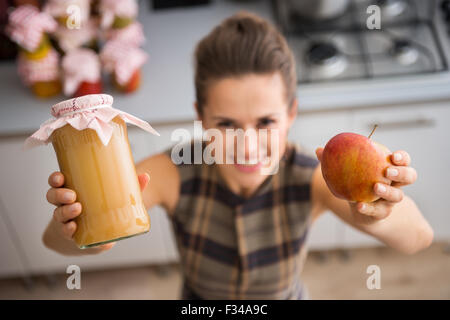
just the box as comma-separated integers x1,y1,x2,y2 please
46,171,150,253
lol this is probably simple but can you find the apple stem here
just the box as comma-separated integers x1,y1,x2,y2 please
368,124,378,139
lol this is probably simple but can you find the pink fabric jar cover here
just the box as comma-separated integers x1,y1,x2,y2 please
104,21,145,47
100,0,138,29
17,49,60,85
100,40,148,85
24,94,160,149
54,19,99,53
7,5,57,52
43,0,91,23
62,48,101,96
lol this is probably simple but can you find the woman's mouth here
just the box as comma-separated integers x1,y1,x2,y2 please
234,162,263,173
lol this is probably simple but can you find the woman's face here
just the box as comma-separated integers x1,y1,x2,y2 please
199,72,297,197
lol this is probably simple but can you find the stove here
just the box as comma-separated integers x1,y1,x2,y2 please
273,0,450,84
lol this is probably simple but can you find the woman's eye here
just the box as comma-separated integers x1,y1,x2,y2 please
258,118,275,127
217,121,234,128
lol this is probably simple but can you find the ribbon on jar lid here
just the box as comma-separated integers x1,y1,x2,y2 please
24,94,160,149
7,5,57,52
62,48,101,96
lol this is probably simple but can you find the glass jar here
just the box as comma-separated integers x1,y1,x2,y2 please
51,115,150,248
17,47,61,99
73,80,103,97
100,41,147,95
26,94,160,248
31,79,62,98
113,69,141,93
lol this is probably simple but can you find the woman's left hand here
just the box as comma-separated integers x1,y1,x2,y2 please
316,148,418,224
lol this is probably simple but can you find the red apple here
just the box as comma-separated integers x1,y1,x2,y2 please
321,129,393,203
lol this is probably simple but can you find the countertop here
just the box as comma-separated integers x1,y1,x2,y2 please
1,0,450,136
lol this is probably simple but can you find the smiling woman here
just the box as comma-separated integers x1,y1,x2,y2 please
150,12,323,299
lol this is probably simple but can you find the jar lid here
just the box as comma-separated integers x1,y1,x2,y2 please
51,94,112,117
7,5,57,52
105,21,145,47
62,49,101,96
54,19,98,53
43,0,91,22
100,40,148,85
17,49,60,85
100,0,138,29
24,94,159,149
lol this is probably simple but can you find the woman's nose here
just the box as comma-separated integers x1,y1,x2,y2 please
239,128,259,163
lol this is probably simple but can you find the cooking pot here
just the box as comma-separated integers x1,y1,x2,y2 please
287,0,350,20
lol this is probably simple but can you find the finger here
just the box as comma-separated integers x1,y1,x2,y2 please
374,183,404,203
357,200,393,220
391,181,409,188
53,202,82,223
385,166,417,185
46,188,76,206
315,147,324,162
48,172,64,188
138,173,150,192
61,221,77,240
98,242,116,251
391,150,411,166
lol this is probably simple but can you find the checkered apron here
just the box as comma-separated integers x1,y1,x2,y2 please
164,140,319,300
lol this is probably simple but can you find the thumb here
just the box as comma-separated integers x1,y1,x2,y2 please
138,173,150,192
315,147,324,162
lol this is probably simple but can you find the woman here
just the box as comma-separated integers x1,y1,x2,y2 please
42,12,433,300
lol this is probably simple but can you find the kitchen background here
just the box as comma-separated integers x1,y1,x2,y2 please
0,0,449,299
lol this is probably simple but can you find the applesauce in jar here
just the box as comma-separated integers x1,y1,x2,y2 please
51,116,149,248
26,94,159,249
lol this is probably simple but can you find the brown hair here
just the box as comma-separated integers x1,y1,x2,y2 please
194,11,297,115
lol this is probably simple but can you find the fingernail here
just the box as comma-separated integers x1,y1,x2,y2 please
377,183,386,194
64,192,74,202
70,203,79,213
360,203,367,212
394,153,402,162
387,168,398,177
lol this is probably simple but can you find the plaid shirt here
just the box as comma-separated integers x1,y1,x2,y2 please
164,140,319,300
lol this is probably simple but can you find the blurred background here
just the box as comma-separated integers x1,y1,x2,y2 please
0,0,449,299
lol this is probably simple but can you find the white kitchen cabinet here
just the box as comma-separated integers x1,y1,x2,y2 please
288,110,355,250
0,201,27,278
349,103,450,243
